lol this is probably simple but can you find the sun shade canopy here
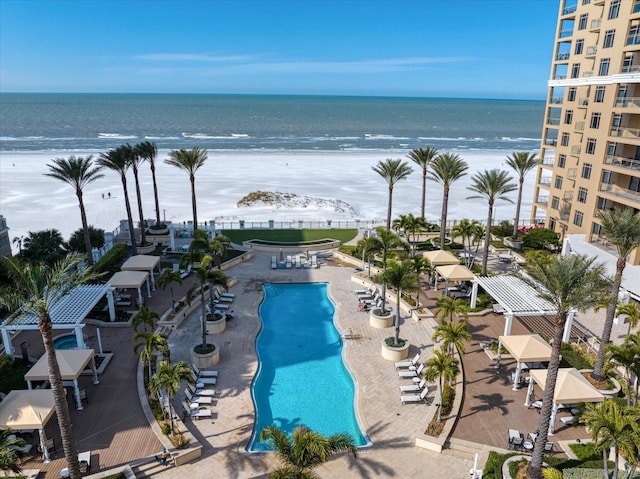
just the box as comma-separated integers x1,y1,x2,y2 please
435,264,475,282
529,368,605,404
0,390,55,430
121,255,160,272
473,275,557,316
25,349,94,382
108,271,149,289
498,334,552,363
422,250,460,266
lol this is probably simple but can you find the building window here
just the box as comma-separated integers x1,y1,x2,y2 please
612,113,623,127
551,196,560,209
608,142,617,156
590,112,601,129
586,138,597,154
574,39,584,55
568,87,577,101
603,30,615,48
578,14,588,30
561,133,570,146
595,86,605,102
599,58,610,76
574,211,584,227
571,63,581,78
634,0,640,14
565,110,573,124
623,55,634,73
555,175,564,189
608,0,620,20
630,176,640,192
618,84,629,100
592,222,601,235
628,24,640,45
577,187,588,203
558,154,567,168
582,163,592,179
603,170,612,184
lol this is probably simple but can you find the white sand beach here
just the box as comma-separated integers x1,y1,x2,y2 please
0,148,538,246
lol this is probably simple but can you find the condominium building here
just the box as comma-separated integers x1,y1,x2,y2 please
532,0,640,266
0,215,11,260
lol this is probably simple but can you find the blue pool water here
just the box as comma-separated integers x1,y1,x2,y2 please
53,335,78,350
248,283,368,451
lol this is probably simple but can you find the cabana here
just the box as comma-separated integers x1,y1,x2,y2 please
435,264,474,296
25,349,98,411
0,389,56,462
120,255,160,291
107,270,151,306
526,368,604,434
498,334,552,390
422,250,460,290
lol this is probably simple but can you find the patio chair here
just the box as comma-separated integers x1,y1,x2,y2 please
184,388,213,405
37,437,55,454
187,383,215,397
395,353,420,369
400,388,429,405
544,441,554,452
286,255,292,269
215,287,235,299
398,363,424,379
400,378,427,393
191,370,216,385
214,291,233,303
181,401,212,420
271,256,277,269
192,363,218,378
311,255,318,268
508,429,523,449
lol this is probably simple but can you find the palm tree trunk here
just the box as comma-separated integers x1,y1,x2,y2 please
386,185,393,230
120,174,138,256
481,202,493,276
76,190,94,267
593,260,625,380
381,249,388,313
133,168,146,245
421,172,427,220
529,317,564,479
439,187,449,250
201,290,207,347
40,315,81,479
394,289,401,346
512,178,524,240
190,176,198,232
150,163,162,226
437,378,443,422
603,448,610,479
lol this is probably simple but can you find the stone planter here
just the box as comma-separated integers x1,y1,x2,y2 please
369,309,394,329
206,313,227,335
137,244,156,254
381,338,410,361
579,369,622,399
147,226,169,235
503,237,524,251
191,343,220,368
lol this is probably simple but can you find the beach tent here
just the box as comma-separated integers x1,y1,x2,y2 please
435,264,474,295
107,270,151,305
25,349,98,410
121,255,160,291
526,368,604,434
498,334,552,390
0,389,56,462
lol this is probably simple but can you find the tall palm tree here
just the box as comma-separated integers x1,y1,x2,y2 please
592,207,640,381
148,360,193,436
625,333,640,406
504,151,538,240
605,339,640,407
165,147,208,232
525,254,611,479
0,253,98,479
260,424,357,478
428,153,469,249
126,145,147,246
358,236,381,277
98,145,137,255
195,258,228,352
131,305,160,332
375,227,405,314
404,214,428,256
372,158,413,230
424,348,460,423
22,229,67,266
432,320,472,356
617,302,640,335
378,259,419,347
466,169,517,275
452,219,484,269
407,147,439,220
0,430,27,474
133,331,169,381
434,296,470,323
135,141,162,226
44,155,104,266
157,268,183,311
409,255,430,307
582,400,640,479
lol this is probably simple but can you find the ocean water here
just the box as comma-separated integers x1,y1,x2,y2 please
0,93,543,152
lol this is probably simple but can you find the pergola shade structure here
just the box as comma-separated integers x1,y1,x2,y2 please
423,250,460,290
0,389,56,462
0,284,114,357
526,368,604,434
499,334,552,390
435,264,474,295
120,255,160,291
107,270,151,305
25,349,98,410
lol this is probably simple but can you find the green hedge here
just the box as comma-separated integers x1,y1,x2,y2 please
483,451,519,479
560,343,594,370
562,468,608,479
93,243,129,280
222,228,357,244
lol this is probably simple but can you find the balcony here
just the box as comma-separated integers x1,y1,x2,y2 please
605,155,640,172
610,126,640,140
550,96,564,104
536,196,549,206
571,145,582,155
567,168,577,179
547,117,561,126
556,52,570,61
585,46,597,57
539,177,552,187
563,191,574,201
578,97,589,107
600,183,640,203
583,71,593,78
542,156,555,165
545,138,558,147
627,34,640,46
575,121,585,132
615,96,640,108
562,4,577,15
589,19,602,31
554,74,567,80
560,29,573,38
621,65,640,73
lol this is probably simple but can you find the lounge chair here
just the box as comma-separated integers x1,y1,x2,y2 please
215,287,235,299
181,401,212,420
172,263,180,273
311,255,318,268
560,416,576,425
271,256,277,269
295,255,302,268
188,383,215,397
212,301,229,310
544,441,554,452
191,370,216,385
400,378,427,392
214,291,233,303
508,429,523,449
185,388,213,405
395,353,420,369
286,255,292,269
400,388,429,405
398,363,424,378
78,451,91,473
180,264,192,279
192,363,218,377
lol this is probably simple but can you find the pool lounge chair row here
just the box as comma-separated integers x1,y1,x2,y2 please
182,364,219,420
396,358,430,405
269,254,320,269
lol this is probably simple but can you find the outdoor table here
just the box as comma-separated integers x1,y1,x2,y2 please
523,441,534,451
60,468,70,478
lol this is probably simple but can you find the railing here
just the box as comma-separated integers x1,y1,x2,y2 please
615,97,640,108
536,196,549,206
579,97,589,106
563,191,574,201
605,155,640,171
582,71,593,78
627,34,640,46
560,29,573,38
544,138,558,147
590,19,602,30
550,96,564,104
571,145,582,155
621,65,640,73
542,157,555,165
556,52,570,61
539,177,552,186
560,213,570,221
567,168,577,178
554,74,567,80
599,183,640,202
562,4,577,15
586,46,597,56
575,121,585,131
547,117,561,125
610,126,640,139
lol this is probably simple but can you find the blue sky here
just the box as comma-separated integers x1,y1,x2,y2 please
0,0,559,99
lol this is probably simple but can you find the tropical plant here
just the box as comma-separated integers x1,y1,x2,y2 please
582,400,640,479
200,257,229,321
259,424,357,479
617,302,640,335
67,226,105,254
524,254,612,479
165,147,208,232
357,236,381,277
132,305,160,332
432,320,471,356
372,158,413,230
0,429,26,474
428,153,469,249
625,333,640,406
408,255,430,307
11,236,24,254
377,259,419,347
434,296,470,323
190,231,233,269
466,169,517,275
451,219,484,268
504,151,539,240
374,227,405,314
98,145,138,255
407,146,439,220
133,331,169,381
126,144,147,245
195,258,228,353
157,267,183,311
44,155,104,266
605,339,640,407
592,207,640,381
148,360,193,435
402,214,428,255
0,253,99,479
135,141,162,227
424,347,460,422
21,229,67,265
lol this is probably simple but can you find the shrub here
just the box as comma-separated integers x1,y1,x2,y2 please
384,337,407,348
160,421,171,436
522,228,559,250
562,468,609,479
560,343,594,370
171,432,189,448
483,451,519,479
491,220,514,238
68,225,105,252
93,243,129,279
541,467,563,479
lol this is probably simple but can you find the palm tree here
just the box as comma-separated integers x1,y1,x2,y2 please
432,320,472,356
195,258,228,352
260,424,357,478
44,155,104,266
0,430,27,474
357,236,381,277
617,302,640,335
524,254,611,479
466,169,517,275
434,296,470,323
165,147,208,232
157,268,183,311
605,339,640,407
592,207,640,381
625,333,640,406
424,348,460,423
403,214,427,256
582,400,640,479
372,158,413,230
126,144,147,246
504,152,539,240
407,147,439,220
12,236,24,254
409,255,430,307
375,227,405,314
451,219,483,268
148,360,193,436
132,305,160,332
98,145,137,255
0,253,98,479
135,141,162,227
22,229,67,265
378,259,419,347
428,153,469,249
133,331,169,382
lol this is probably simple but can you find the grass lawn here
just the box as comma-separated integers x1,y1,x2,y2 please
222,229,358,245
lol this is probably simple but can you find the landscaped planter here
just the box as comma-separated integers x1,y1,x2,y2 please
579,369,622,399
137,244,156,254
503,237,524,251
147,226,169,235
191,343,220,368
206,313,227,335
381,338,410,361
369,308,394,329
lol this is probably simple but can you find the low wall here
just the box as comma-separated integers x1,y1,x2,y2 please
84,465,136,479
242,239,340,253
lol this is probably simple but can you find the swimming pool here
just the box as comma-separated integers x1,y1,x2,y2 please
248,283,368,451
53,334,78,350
